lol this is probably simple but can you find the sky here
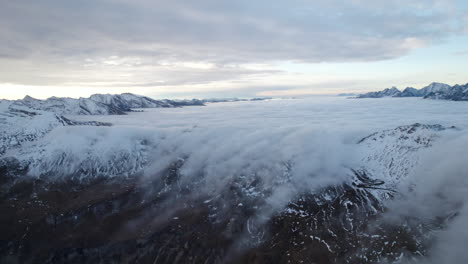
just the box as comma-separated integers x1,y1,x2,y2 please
0,0,468,99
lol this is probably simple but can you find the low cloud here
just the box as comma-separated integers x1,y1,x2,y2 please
381,133,468,263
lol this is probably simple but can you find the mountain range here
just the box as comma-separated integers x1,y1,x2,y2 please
0,92,463,263
0,120,456,263
357,82,468,100
15,93,205,115
0,94,272,159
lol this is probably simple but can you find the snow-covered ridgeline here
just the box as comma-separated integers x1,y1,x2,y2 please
1,115,457,206
14,93,205,116
355,123,457,200
0,93,207,156
0,100,112,156
357,82,468,100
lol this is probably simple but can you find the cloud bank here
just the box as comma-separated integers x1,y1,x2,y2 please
0,0,467,98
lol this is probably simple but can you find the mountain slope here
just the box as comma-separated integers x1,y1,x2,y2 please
0,123,457,263
0,100,112,157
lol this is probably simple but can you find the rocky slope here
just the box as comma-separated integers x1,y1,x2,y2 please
0,122,458,263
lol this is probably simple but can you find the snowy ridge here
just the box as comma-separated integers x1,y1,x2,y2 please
21,130,150,180
0,100,113,156
424,83,468,101
0,101,63,155
8,93,205,116
357,87,401,98
0,92,206,156
420,82,451,95
90,93,204,110
0,121,459,263
17,95,126,115
357,82,465,100
355,123,456,198
2,121,455,194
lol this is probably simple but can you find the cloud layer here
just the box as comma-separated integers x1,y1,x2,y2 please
0,0,467,97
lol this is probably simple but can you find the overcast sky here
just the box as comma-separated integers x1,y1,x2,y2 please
1,0,468,99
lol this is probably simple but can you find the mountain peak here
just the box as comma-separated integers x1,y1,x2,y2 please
23,95,37,101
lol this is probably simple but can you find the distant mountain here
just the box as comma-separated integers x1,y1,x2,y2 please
357,87,401,98
17,95,127,115
0,93,206,155
357,82,467,101
6,93,275,116
9,93,205,116
90,93,205,109
419,82,451,95
424,83,468,101
393,87,422,97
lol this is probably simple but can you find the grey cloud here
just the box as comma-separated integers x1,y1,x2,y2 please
0,0,466,89
1,0,463,62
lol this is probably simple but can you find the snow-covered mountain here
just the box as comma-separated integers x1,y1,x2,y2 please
355,123,455,199
419,82,451,95
357,82,467,101
0,100,112,156
0,120,456,263
90,93,204,109
8,93,205,116
393,87,422,97
357,87,401,98
424,83,468,101
17,95,127,115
